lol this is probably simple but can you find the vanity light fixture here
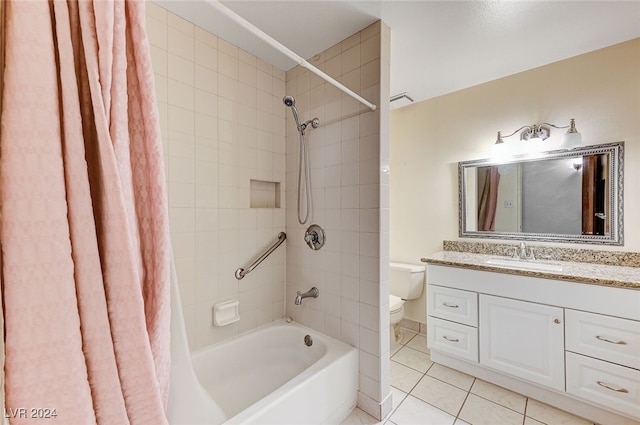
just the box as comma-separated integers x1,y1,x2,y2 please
495,118,582,152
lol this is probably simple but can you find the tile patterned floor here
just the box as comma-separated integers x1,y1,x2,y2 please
341,329,599,425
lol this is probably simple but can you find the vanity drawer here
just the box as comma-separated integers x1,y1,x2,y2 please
566,352,640,420
566,309,640,369
428,285,478,327
427,316,478,362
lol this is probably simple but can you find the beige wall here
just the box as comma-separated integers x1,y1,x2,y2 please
146,3,287,350
284,21,392,417
391,38,640,323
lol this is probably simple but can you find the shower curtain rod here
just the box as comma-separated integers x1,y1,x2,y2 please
206,0,377,112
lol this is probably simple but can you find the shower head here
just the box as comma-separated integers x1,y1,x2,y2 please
283,95,303,132
283,96,295,107
283,95,320,135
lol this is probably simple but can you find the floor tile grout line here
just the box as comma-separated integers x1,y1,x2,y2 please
453,377,475,423
469,390,528,416
423,370,474,393
403,358,435,394
389,353,433,374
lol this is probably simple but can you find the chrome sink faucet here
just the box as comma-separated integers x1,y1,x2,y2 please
295,287,319,305
518,242,527,259
515,242,535,261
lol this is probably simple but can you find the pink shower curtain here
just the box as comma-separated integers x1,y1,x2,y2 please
0,1,170,424
477,166,501,231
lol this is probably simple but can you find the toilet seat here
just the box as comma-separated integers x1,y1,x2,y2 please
389,294,404,314
389,294,405,347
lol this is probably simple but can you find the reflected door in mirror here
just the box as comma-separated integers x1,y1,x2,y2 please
582,154,609,236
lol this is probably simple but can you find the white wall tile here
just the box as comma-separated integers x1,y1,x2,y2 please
167,13,193,35
217,38,238,58
359,326,380,356
168,80,194,110
257,70,272,94
283,23,388,414
168,106,195,136
218,74,238,101
194,26,217,47
146,16,169,50
150,46,168,77
195,40,217,71
195,65,218,93
168,27,194,61
168,54,194,85
342,45,361,75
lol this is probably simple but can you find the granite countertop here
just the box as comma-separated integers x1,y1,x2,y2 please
422,251,640,290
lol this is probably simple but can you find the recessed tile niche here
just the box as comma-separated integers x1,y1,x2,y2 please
250,179,281,208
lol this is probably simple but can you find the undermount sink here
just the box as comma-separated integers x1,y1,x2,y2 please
485,257,563,272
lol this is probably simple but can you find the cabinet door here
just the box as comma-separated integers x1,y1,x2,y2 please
479,295,565,391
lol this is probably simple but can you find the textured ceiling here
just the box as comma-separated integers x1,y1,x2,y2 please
153,1,640,106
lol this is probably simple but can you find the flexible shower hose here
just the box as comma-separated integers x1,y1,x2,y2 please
297,130,312,225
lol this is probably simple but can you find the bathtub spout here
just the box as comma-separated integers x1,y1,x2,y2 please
295,287,319,305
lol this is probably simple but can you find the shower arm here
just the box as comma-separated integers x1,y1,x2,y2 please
299,118,320,134
207,0,377,112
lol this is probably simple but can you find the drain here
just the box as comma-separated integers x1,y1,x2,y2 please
304,335,313,347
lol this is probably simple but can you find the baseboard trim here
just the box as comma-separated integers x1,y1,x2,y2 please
357,390,393,421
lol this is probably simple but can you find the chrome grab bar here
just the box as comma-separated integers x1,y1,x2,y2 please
235,232,286,280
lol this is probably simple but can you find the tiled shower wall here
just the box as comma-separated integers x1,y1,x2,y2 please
145,3,287,351
146,3,392,418
284,21,392,418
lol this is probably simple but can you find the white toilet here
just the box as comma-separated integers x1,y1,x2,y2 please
389,262,425,348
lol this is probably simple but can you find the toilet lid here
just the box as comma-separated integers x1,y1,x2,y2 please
389,295,404,313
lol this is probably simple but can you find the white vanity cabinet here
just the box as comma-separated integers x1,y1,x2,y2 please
425,263,640,425
479,295,565,390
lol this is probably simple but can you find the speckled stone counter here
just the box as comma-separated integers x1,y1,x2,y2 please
442,240,640,267
422,250,640,290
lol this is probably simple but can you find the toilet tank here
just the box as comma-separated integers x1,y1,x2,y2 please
389,262,425,300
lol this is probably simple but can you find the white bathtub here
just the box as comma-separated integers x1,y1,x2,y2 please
192,320,358,424
167,303,358,425
167,264,358,425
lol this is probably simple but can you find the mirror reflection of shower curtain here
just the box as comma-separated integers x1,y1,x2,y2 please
477,167,501,231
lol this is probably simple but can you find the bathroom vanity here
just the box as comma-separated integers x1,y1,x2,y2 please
422,250,640,425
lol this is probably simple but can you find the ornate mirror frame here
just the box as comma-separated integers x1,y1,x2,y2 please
458,141,624,245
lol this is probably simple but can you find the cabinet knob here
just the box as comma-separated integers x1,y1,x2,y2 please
553,318,561,324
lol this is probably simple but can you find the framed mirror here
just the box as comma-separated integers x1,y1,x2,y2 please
459,142,624,245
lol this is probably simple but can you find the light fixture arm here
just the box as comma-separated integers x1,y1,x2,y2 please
500,125,533,139
496,125,533,145
495,119,580,148
539,122,569,130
